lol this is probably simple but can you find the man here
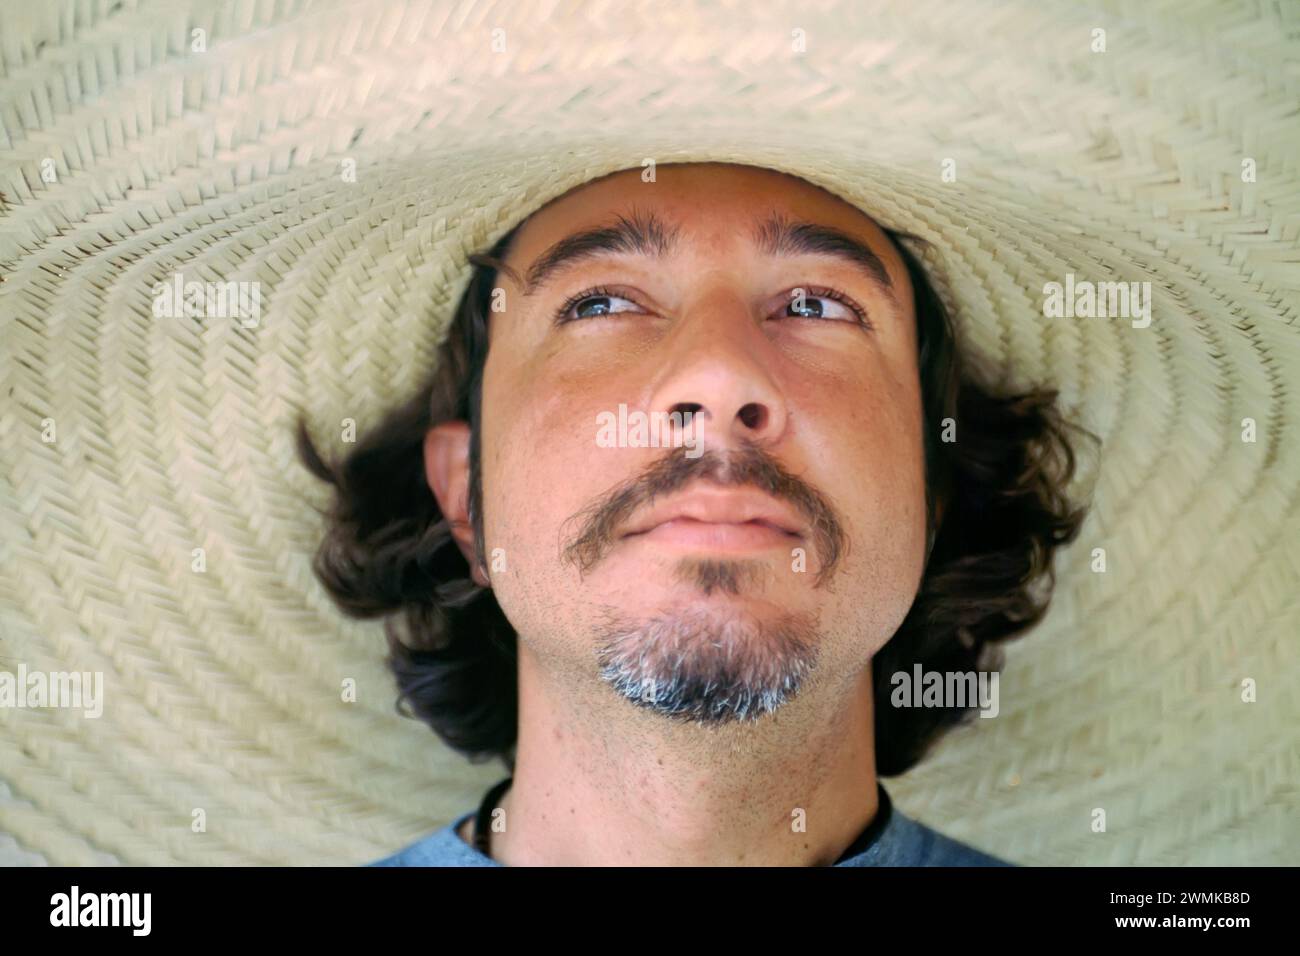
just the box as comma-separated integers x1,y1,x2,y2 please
298,162,1089,866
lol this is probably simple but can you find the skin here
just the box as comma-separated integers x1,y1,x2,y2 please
423,161,929,865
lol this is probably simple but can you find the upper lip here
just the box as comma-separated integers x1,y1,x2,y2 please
620,485,805,538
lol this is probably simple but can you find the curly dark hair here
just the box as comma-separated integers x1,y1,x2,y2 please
294,222,1096,777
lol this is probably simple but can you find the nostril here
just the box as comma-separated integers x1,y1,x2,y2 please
738,403,766,430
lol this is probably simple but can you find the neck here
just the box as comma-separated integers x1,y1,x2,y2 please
486,646,879,866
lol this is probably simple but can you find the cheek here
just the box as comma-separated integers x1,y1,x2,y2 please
478,351,622,581
802,364,929,581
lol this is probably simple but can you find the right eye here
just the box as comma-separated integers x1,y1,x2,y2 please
553,286,645,324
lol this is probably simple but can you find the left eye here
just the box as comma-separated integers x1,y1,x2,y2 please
781,287,863,323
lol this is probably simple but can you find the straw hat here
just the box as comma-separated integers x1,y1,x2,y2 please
1,0,1296,867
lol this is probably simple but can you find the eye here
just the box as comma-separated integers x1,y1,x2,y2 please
553,285,645,324
779,286,870,327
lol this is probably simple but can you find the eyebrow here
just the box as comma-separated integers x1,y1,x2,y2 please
519,208,895,302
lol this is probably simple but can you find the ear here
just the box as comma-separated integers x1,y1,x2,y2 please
423,420,490,587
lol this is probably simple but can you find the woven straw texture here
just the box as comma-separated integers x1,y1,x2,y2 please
1,0,1297,866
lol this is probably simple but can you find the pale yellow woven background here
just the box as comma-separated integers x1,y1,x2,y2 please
1,0,1297,865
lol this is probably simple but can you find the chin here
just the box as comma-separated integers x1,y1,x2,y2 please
589,602,824,722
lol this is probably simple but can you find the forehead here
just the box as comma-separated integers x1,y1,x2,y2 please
501,162,907,286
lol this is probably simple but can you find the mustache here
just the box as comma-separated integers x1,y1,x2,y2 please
559,440,847,587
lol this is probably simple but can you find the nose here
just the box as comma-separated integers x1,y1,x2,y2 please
644,285,790,451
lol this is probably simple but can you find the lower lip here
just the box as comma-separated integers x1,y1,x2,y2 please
625,518,800,551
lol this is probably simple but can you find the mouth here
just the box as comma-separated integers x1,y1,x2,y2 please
619,488,806,553
624,517,802,552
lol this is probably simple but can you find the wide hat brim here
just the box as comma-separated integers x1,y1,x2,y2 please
1,0,1297,865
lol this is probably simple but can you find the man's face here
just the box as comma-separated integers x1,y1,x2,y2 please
475,162,928,723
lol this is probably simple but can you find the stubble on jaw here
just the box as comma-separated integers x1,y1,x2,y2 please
592,601,822,726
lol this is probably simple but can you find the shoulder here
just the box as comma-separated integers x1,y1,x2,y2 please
365,812,498,867
838,800,1015,867
894,811,1015,866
